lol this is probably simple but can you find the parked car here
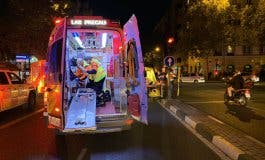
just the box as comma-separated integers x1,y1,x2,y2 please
241,72,260,83
180,73,205,83
0,69,36,112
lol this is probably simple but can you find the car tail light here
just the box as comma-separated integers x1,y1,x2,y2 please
245,90,251,98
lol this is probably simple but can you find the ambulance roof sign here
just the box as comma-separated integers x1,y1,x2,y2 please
164,56,175,67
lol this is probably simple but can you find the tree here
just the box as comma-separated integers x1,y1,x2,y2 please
177,1,224,58
254,0,265,45
177,0,265,57
143,52,163,68
0,0,73,60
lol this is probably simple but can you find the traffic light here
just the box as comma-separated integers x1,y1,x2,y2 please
214,70,218,75
167,37,174,44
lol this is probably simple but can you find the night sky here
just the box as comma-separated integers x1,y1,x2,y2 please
91,1,171,32
90,0,172,49
0,0,172,54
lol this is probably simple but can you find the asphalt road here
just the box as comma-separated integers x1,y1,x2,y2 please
56,101,222,160
174,82,265,143
0,98,223,160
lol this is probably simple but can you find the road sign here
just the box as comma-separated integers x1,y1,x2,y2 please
164,56,175,67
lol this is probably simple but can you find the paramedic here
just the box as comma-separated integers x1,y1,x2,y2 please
86,58,106,93
71,58,87,88
74,58,86,81
83,56,94,88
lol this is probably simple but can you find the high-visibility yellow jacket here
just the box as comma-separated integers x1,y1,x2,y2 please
94,66,106,82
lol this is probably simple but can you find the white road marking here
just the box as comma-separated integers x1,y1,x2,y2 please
185,101,224,104
207,115,224,124
0,108,44,130
77,148,87,160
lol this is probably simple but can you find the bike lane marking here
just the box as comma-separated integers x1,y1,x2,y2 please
184,100,224,104
0,108,44,130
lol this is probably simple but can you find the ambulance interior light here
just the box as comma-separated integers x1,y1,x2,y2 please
101,33,107,48
72,32,85,48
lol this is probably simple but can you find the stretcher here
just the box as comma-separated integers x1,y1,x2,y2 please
65,88,96,130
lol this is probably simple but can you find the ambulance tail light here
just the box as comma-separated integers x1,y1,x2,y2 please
54,18,63,25
54,88,60,93
43,92,48,117
54,107,60,113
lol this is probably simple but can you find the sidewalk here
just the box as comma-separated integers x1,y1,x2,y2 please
159,99,265,160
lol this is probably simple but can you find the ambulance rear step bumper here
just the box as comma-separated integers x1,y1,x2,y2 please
60,119,132,134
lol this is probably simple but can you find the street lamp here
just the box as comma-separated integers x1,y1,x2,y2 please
155,47,160,52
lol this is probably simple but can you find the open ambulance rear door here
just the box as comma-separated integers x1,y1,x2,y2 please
44,18,67,130
123,15,148,124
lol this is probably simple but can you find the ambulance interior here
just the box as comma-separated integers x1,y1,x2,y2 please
64,29,127,129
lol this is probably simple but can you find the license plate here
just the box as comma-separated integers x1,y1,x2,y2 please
49,116,61,127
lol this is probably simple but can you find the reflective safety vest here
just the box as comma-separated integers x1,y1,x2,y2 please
94,66,106,82
85,64,94,80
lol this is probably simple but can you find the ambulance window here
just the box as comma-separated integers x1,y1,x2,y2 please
0,72,8,84
47,39,63,82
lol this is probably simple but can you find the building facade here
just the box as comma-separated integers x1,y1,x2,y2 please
154,0,265,77
186,46,265,76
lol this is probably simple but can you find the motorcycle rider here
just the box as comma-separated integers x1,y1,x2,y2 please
227,69,245,100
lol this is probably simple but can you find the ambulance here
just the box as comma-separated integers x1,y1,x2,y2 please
27,60,46,93
44,15,148,134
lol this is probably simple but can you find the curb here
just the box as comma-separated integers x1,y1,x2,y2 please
160,99,256,160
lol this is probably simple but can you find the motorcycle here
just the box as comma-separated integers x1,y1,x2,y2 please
224,88,251,106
